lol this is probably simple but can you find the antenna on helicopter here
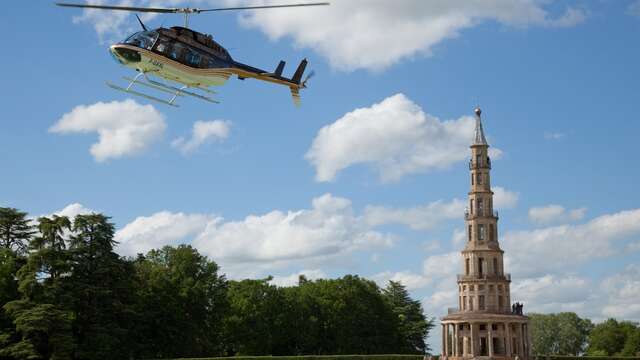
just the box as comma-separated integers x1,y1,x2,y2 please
56,2,330,29
135,14,147,31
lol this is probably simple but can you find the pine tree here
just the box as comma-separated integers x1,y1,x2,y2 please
0,207,35,255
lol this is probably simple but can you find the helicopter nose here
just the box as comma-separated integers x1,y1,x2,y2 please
110,45,141,64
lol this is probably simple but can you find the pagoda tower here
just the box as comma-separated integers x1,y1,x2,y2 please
440,108,531,360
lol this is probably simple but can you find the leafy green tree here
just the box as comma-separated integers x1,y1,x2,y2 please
587,318,638,356
224,277,288,355
295,275,398,355
1,301,74,360
1,215,75,360
530,312,592,355
133,245,228,359
66,214,135,360
382,281,433,354
17,216,72,304
621,327,640,356
0,208,35,255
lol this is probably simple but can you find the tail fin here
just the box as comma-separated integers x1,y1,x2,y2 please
274,60,285,77
291,58,308,84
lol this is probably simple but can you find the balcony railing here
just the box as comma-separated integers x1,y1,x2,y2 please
457,273,511,282
464,210,499,220
469,158,491,170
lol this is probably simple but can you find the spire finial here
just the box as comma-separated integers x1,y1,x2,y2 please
473,106,488,145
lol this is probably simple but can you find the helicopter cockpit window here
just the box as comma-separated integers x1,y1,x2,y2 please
124,31,159,50
185,48,202,68
169,43,186,62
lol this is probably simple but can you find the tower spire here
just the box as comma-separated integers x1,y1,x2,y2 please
473,107,488,146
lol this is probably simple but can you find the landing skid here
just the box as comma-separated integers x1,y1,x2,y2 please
106,72,220,107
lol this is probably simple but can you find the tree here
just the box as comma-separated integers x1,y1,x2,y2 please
1,301,74,360
621,327,640,356
530,312,592,355
66,214,135,360
588,318,638,356
224,277,288,356
0,208,35,255
382,281,433,354
132,245,228,359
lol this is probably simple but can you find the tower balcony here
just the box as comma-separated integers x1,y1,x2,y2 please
469,158,491,170
457,273,511,282
465,210,499,220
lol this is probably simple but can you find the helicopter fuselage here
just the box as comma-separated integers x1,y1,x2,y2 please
108,26,308,105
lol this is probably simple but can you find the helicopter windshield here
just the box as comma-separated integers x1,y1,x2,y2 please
123,31,159,50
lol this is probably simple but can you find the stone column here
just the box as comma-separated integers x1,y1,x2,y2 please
454,323,459,357
444,324,449,357
517,323,523,356
505,322,512,358
470,323,476,356
488,323,494,357
442,324,446,358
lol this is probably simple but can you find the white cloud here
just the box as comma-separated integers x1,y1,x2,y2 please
193,193,393,264
115,211,217,256
362,185,515,231
68,1,587,71
172,120,231,154
115,193,393,274
504,209,640,277
235,0,587,71
628,0,640,18
528,204,587,225
373,270,431,291
493,186,519,209
423,251,459,283
50,100,166,162
544,132,566,140
511,274,592,313
601,265,640,320
364,198,465,230
52,203,95,219
306,94,502,182
269,269,327,287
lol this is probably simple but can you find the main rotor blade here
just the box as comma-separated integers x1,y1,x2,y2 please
198,3,330,12
55,2,178,13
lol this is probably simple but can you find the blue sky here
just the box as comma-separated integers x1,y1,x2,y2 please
1,0,640,352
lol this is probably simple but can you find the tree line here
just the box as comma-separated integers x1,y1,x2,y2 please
529,313,640,356
0,207,433,360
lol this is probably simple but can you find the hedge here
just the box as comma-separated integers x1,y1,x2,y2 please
164,355,429,360
534,356,640,360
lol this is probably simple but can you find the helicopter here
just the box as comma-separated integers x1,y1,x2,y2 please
56,2,329,107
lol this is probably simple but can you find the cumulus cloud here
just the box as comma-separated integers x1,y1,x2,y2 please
372,270,431,291
528,204,587,225
504,209,640,277
364,198,465,230
69,1,587,71
52,203,95,219
544,132,566,140
362,186,516,231
193,193,392,264
628,0,640,18
511,274,592,313
493,186,519,209
172,120,231,154
115,211,217,256
600,265,640,319
235,0,587,71
269,269,327,287
306,94,502,182
50,100,166,162
115,194,392,274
